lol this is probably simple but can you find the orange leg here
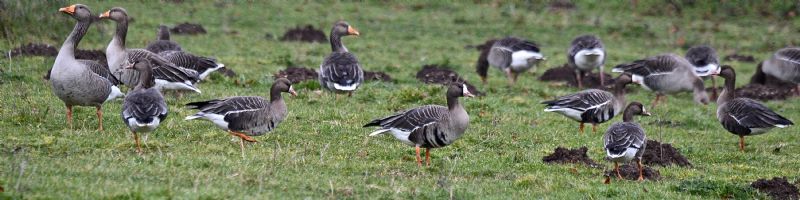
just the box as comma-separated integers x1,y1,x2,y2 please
579,123,585,134
229,131,257,142
637,160,645,181
505,68,515,85
511,72,519,84
739,135,745,152
651,94,663,109
614,162,623,179
599,72,605,88
592,123,597,133
96,106,104,131
66,105,73,129
415,146,422,167
133,131,142,154
425,148,431,166
575,71,584,89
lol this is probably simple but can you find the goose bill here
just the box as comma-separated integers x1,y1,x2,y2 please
289,86,298,96
59,5,76,14
347,26,360,36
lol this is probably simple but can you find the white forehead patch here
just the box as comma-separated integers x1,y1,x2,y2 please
462,84,470,93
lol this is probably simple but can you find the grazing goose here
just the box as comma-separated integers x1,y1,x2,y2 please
364,84,474,167
685,45,721,98
318,21,363,96
567,35,606,88
612,54,710,107
761,47,800,95
184,78,297,156
145,25,182,53
485,37,545,84
542,73,632,133
121,59,167,154
50,4,124,131
604,102,650,183
145,25,224,80
99,8,201,93
715,65,793,152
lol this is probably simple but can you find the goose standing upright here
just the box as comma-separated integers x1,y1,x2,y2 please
612,54,710,107
121,59,167,154
318,21,363,96
485,37,545,84
604,102,650,183
715,65,793,152
685,45,721,98
145,25,182,53
98,8,201,93
185,78,297,157
50,4,124,131
567,35,606,88
761,47,800,96
542,73,633,133
365,84,474,167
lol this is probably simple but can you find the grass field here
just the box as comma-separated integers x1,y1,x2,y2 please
2,0,799,199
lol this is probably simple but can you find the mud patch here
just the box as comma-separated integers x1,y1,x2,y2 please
736,84,796,101
539,64,616,89
170,22,206,35
724,53,756,63
416,64,483,96
751,177,799,200
604,163,661,181
7,43,57,57
541,146,600,167
548,0,577,12
280,25,327,43
274,66,318,84
642,140,692,167
363,70,393,82
75,49,106,62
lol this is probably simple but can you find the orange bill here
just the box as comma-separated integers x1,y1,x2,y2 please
59,5,76,14
99,11,110,18
347,26,360,36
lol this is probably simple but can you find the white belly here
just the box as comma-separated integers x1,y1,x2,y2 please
574,49,605,70
607,147,639,163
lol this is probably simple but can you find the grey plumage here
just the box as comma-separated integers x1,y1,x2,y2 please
567,34,605,72
762,47,800,84
685,45,719,75
603,102,650,182
485,37,544,83
612,54,709,105
122,59,167,153
319,21,363,93
145,25,182,53
158,50,224,80
543,74,632,132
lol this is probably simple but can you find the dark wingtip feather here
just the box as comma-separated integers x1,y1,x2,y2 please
363,119,382,127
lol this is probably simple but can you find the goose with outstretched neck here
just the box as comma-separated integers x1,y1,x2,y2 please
50,4,124,131
318,21,363,96
603,102,650,183
542,73,633,133
121,59,168,154
612,54,710,108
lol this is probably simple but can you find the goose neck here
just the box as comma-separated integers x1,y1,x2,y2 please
111,19,128,48
59,19,91,58
330,31,347,52
718,75,736,105
135,67,156,90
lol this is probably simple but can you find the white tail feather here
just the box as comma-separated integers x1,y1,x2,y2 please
368,129,389,136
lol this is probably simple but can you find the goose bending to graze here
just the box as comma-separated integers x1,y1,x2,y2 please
121,59,167,154
542,73,632,133
485,37,545,84
50,4,124,131
715,65,793,152
612,54,710,107
604,102,650,183
365,84,474,167
185,78,297,157
568,35,606,88
99,8,201,93
145,25,182,53
158,50,225,80
762,47,800,95
685,45,721,98
319,21,363,96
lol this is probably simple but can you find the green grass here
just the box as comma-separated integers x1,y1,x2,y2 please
2,0,800,199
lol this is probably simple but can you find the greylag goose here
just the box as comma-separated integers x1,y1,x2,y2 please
318,21,363,96
612,54,710,107
485,37,545,84
99,8,201,93
145,25,182,53
184,78,297,156
567,35,606,88
364,84,474,167
50,4,124,131
685,45,721,98
542,73,632,133
121,59,168,154
761,47,800,95
603,102,650,183
715,65,793,152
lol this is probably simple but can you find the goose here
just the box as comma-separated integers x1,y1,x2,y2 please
364,84,474,167
567,35,606,88
542,73,632,133
761,47,800,96
184,78,297,156
685,45,721,98
318,21,363,96
612,54,710,107
715,65,793,152
145,25,225,80
485,37,545,84
121,59,168,154
145,25,182,53
98,8,202,93
603,102,651,183
50,4,124,131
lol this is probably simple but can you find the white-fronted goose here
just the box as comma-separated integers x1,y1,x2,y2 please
715,65,793,152
50,4,124,131
184,78,297,156
318,21,363,95
145,25,182,53
365,84,474,167
99,8,201,93
612,54,710,107
568,35,606,88
685,45,721,97
761,47,800,95
158,50,224,80
121,59,168,154
486,37,545,84
603,102,650,183
542,73,632,133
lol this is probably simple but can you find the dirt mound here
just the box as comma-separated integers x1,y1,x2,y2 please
548,0,577,11
75,49,106,62
7,43,57,57
724,54,756,63
170,22,206,35
642,140,692,167
539,64,616,89
416,64,483,96
604,163,661,181
736,84,796,101
274,66,318,84
364,70,393,82
280,25,327,43
751,177,799,200
542,146,600,167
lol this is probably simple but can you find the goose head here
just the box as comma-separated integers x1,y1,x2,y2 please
98,7,128,22
717,65,735,81
274,78,298,96
332,21,359,36
447,83,475,98
626,102,651,116
59,4,93,21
